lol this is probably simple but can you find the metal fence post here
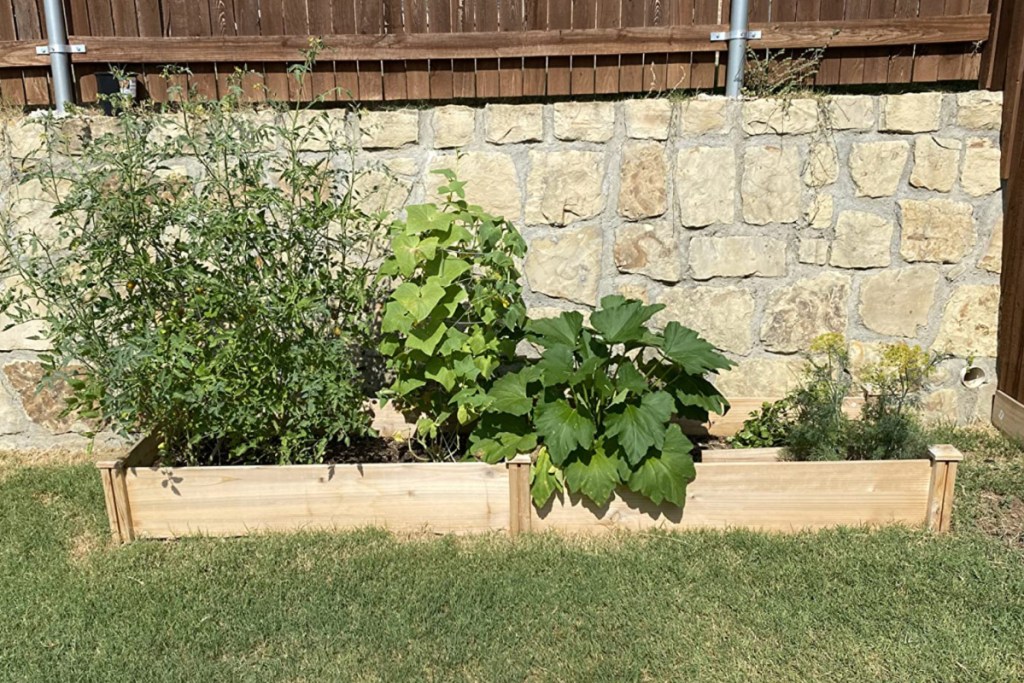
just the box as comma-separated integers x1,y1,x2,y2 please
724,0,752,98
40,0,76,113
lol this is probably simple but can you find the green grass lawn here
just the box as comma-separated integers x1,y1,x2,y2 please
2,429,1023,682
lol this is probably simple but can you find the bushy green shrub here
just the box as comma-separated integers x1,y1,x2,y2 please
736,335,943,461
470,296,733,507
1,67,389,464
377,171,527,458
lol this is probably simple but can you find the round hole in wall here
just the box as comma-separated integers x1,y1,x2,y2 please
961,366,987,389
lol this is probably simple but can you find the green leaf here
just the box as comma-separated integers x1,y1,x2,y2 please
405,204,455,235
391,234,420,277
406,314,447,355
604,402,665,465
424,357,458,391
642,391,675,423
664,372,730,415
530,447,564,508
661,322,734,375
392,281,446,323
487,372,533,416
535,399,596,465
469,413,536,464
615,361,649,394
527,311,583,348
430,256,472,287
563,442,622,506
590,296,665,344
626,424,696,508
537,345,575,385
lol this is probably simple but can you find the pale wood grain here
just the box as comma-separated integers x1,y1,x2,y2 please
124,462,511,538
701,447,784,463
535,459,933,534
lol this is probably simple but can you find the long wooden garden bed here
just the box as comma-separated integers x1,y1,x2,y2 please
97,436,963,543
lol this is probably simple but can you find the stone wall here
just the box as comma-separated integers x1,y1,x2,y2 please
0,90,1005,450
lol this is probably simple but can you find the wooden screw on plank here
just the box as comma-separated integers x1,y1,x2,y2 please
506,454,533,536
926,445,965,533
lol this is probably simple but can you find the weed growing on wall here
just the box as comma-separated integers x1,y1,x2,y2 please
1,59,390,464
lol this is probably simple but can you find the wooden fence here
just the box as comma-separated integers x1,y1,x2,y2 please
983,0,1024,439
0,0,996,106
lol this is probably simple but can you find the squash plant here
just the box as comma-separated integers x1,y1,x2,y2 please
470,296,734,508
378,171,527,455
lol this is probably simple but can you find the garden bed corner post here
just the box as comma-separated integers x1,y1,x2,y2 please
926,445,965,533
507,454,533,536
96,460,135,544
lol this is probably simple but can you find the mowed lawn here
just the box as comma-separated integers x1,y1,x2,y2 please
2,429,1023,682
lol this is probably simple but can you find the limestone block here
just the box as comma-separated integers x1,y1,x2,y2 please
933,285,999,358
979,213,1002,274
804,142,838,187
850,140,909,197
909,136,961,192
430,152,521,220
715,357,805,397
352,169,412,217
826,95,875,131
688,236,787,280
359,110,419,148
613,222,681,283
921,389,960,423
3,361,78,434
526,150,605,226
0,383,31,436
880,93,942,133
956,91,1003,131
624,99,672,140
679,98,730,134
805,194,834,229
761,273,851,353
798,238,829,265
0,320,50,352
742,145,803,225
617,282,650,304
294,110,349,152
432,105,476,148
524,226,603,306
961,137,1001,197
899,199,975,264
554,102,616,142
653,286,755,354
830,211,894,269
742,98,818,135
485,104,544,144
858,266,940,337
618,141,668,220
676,146,735,227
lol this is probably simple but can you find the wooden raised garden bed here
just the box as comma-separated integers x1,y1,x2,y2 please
97,435,964,543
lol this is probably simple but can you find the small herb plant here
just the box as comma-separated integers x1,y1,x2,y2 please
1,59,389,464
734,334,944,461
470,296,733,508
378,171,527,458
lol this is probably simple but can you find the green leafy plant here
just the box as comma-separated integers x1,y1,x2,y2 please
728,398,794,449
377,170,527,458
1,58,389,465
470,296,733,508
851,342,943,460
785,333,853,461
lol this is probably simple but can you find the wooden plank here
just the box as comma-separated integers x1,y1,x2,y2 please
863,0,896,83
687,396,865,438
11,0,48,104
307,0,339,101
978,0,1008,89
701,447,784,463
664,0,693,91
815,0,847,85
334,0,359,99
426,0,454,99
111,465,136,542
571,0,597,95
993,390,1024,441
521,0,547,95
355,0,384,101
98,466,124,542
914,0,944,82
888,0,920,83
925,453,949,530
535,459,934,533
595,0,622,93
123,462,512,538
507,455,533,535
471,0,501,98
0,17,993,68
135,0,168,101
546,0,572,95
642,0,669,92
840,0,871,84
382,0,409,100
499,0,525,97
618,0,645,91
0,0,27,105
404,0,431,99
939,461,958,532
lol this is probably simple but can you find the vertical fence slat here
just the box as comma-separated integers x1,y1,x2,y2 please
451,0,476,98
522,0,548,95
840,0,870,84
355,0,384,101
689,0,718,89
499,0,524,97
382,0,408,100
595,0,622,93
12,0,50,104
546,0,572,95
913,0,943,82
861,0,895,83
887,0,918,82
0,0,27,105
618,0,645,92
471,0,501,98
334,0,360,99
426,0,454,99
404,0,430,99
643,0,668,92
570,0,597,95
664,0,692,91
815,0,846,85
307,0,340,101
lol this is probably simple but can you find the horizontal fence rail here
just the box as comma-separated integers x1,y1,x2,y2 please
0,1,998,106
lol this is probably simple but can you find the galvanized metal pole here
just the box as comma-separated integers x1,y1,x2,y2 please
724,0,751,98
41,0,74,113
